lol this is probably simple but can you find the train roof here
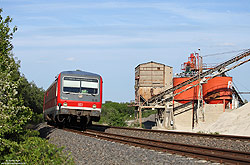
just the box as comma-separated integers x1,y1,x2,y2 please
60,70,101,77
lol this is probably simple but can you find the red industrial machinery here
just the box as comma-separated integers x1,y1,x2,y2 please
178,53,214,77
148,49,250,105
173,77,199,104
203,77,232,105
181,53,198,72
174,52,233,109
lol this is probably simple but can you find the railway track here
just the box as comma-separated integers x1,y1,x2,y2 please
90,124,250,141
61,126,250,164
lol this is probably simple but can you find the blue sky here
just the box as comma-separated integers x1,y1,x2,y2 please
1,0,250,102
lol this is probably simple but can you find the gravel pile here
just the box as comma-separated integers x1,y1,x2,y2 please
196,102,250,136
36,123,215,165
102,128,250,153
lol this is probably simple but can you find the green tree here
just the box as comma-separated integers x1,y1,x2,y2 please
0,8,33,158
18,76,45,114
99,101,135,126
0,9,74,164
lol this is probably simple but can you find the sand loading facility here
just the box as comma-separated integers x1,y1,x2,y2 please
134,49,250,130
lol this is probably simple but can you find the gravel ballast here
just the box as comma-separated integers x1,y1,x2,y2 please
36,123,214,165
102,128,250,153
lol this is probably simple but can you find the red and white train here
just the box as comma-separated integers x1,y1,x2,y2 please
43,70,103,129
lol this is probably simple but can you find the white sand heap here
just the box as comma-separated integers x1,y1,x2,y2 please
195,102,250,136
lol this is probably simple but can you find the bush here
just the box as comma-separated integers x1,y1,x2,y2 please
30,113,44,125
99,101,135,127
142,109,157,118
1,129,75,164
2,135,74,164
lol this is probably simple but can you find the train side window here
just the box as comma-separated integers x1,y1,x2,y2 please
56,81,58,96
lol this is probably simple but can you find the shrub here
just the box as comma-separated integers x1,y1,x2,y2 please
142,109,157,118
99,101,135,127
3,136,74,164
30,113,44,125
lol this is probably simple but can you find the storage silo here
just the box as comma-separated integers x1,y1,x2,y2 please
135,61,173,104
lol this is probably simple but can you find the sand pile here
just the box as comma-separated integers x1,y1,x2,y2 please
196,102,250,136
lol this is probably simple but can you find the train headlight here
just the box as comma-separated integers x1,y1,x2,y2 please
92,104,96,109
63,102,68,107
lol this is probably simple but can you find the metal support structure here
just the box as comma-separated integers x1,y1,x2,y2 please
222,72,244,106
156,108,164,128
165,102,176,129
238,92,250,94
197,55,205,122
137,105,165,128
136,104,176,130
146,49,250,129
192,101,198,128
223,99,226,112
139,107,142,128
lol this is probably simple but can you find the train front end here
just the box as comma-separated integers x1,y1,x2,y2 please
49,70,102,128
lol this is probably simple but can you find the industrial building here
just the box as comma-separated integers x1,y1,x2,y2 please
135,61,173,103
134,50,249,130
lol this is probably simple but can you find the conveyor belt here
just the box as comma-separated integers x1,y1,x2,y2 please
148,49,250,104
221,72,244,106
232,86,244,105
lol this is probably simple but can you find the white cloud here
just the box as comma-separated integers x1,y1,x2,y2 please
13,34,155,47
66,57,75,61
219,43,236,47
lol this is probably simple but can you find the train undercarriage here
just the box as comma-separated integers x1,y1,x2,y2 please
45,110,100,130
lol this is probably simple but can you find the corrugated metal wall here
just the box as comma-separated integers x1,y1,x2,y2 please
135,61,173,103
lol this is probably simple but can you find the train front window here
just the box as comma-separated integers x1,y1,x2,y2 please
63,77,99,95
63,77,81,93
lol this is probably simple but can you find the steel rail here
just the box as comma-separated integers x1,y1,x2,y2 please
63,127,250,164
92,124,250,141
86,130,250,164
